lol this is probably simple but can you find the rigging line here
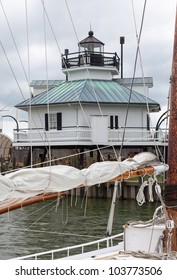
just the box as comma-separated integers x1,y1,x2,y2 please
0,103,10,112
64,0,105,161
10,203,59,246
70,188,78,207
4,199,57,227
25,113,51,161
0,0,51,160
64,0,104,114
84,187,88,218
17,202,56,232
75,109,105,162
8,1,46,158
40,0,62,54
73,83,104,161
0,0,38,145
17,229,102,239
154,86,170,164
24,0,53,164
42,0,52,167
132,0,151,121
131,0,163,160
80,187,88,218
0,144,114,175
112,145,119,161
162,86,170,163
39,0,72,80
64,0,104,116
88,81,104,117
0,41,26,101
26,3,52,166
25,23,44,154
0,0,28,83
74,190,78,206
39,0,74,159
62,194,69,225
64,0,80,44
39,0,69,72
25,0,33,168
24,101,52,159
55,195,61,212
132,4,165,163
40,0,104,162
1,199,58,251
25,0,31,87
77,99,104,161
147,199,163,253
119,0,147,159
40,0,72,76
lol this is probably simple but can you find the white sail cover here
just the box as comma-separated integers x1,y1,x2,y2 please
0,152,168,208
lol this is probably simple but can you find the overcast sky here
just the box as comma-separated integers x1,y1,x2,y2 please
0,0,176,138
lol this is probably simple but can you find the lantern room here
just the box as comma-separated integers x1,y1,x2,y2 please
78,30,104,53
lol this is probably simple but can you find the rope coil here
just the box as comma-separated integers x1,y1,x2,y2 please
136,177,155,206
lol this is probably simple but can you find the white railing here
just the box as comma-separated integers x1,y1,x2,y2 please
15,232,124,260
109,128,168,142
14,128,91,143
13,127,168,145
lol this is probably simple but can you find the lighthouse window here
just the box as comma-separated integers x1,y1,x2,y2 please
110,115,119,129
50,113,57,129
45,113,62,131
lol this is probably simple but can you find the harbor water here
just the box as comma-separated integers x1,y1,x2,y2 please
0,197,159,259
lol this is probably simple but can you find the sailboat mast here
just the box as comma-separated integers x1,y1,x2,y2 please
167,10,177,184
165,6,177,252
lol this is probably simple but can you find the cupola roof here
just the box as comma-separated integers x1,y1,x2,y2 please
79,30,104,48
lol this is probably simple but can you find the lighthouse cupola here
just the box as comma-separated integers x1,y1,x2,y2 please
79,30,104,54
62,30,120,81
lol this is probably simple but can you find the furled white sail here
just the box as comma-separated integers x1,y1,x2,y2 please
0,152,169,211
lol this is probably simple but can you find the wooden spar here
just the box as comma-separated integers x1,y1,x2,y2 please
0,192,66,215
109,166,155,182
0,166,156,215
165,6,177,252
167,8,177,185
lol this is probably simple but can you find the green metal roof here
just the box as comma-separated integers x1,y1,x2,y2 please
16,80,160,111
29,80,63,89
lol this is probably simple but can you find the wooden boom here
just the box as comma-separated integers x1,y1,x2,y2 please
110,166,155,182
0,192,66,215
0,166,155,215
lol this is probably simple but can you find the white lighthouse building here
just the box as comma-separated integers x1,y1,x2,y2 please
14,31,162,167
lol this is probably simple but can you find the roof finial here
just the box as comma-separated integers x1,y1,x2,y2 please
90,22,92,31
89,23,93,37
